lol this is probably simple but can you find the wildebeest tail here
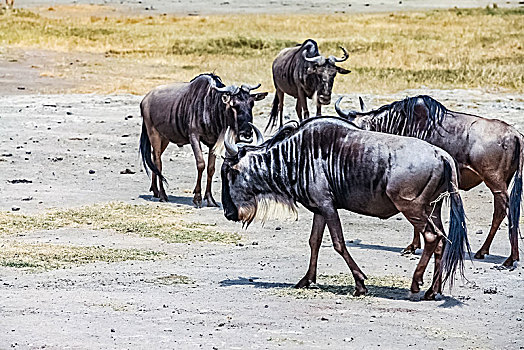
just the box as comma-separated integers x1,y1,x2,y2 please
139,122,166,184
441,157,471,287
265,92,280,132
509,136,523,251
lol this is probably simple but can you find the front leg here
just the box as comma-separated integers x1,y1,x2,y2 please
316,103,322,117
189,134,205,208
296,213,326,288
323,207,367,296
204,149,218,207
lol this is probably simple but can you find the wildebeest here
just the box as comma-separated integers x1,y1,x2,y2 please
221,117,470,299
139,73,267,206
265,39,350,131
336,95,523,266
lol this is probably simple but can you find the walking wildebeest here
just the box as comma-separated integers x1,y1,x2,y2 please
221,117,470,300
139,73,267,206
336,95,523,266
265,39,350,131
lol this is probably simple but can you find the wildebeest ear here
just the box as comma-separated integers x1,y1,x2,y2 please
336,67,351,74
252,92,268,101
222,94,231,104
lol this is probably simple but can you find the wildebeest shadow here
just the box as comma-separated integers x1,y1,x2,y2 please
219,276,412,301
343,240,404,254
139,194,222,208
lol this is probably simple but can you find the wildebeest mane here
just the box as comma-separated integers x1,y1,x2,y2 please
363,95,448,139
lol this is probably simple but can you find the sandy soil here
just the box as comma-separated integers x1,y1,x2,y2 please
16,0,523,15
0,88,523,349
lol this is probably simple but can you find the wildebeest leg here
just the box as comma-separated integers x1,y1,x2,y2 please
189,134,205,208
402,230,422,255
296,90,309,122
398,204,440,295
474,185,508,262
203,150,218,207
151,137,169,202
295,213,326,288
323,208,367,296
316,103,322,117
277,89,285,128
424,202,445,300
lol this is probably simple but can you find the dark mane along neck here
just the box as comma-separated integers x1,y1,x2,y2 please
362,95,448,139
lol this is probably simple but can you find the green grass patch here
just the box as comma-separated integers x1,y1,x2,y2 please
0,241,165,270
0,202,240,244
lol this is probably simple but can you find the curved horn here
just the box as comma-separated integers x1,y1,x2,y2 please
214,85,240,95
241,83,261,92
249,122,264,145
224,126,239,156
328,46,349,64
302,49,325,65
359,96,366,112
335,97,357,121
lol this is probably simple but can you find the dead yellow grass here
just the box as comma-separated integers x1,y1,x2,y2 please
0,241,165,270
0,6,522,93
0,202,240,244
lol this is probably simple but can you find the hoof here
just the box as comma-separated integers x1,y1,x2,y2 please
353,285,368,297
295,276,315,288
423,290,436,301
502,257,516,267
474,251,486,260
193,194,202,208
205,193,219,207
159,196,169,202
401,245,417,256
408,291,421,301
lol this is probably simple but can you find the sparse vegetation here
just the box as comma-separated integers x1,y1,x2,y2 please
0,202,240,243
0,6,522,93
0,241,165,270
273,273,411,299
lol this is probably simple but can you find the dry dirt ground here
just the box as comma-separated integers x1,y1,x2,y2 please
0,1,523,349
0,89,523,349
16,0,524,15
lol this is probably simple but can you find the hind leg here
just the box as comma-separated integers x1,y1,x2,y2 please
424,202,445,300
277,89,285,128
402,230,421,255
474,184,508,262
152,138,169,202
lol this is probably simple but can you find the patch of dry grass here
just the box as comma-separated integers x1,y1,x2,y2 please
273,273,411,300
0,6,522,93
0,202,240,244
0,241,165,270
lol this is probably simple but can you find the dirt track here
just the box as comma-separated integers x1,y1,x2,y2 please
0,89,523,349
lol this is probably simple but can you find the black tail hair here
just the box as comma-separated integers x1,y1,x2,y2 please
441,158,471,287
509,137,523,252
265,93,280,132
139,122,167,184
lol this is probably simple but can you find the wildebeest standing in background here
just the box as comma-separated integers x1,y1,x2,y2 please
221,117,470,300
336,95,523,266
139,73,267,206
265,39,350,131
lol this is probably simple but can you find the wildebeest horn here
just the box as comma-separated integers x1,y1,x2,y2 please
302,50,325,65
249,122,264,145
224,126,239,156
328,46,349,64
359,96,366,112
241,83,261,92
214,85,241,95
335,97,357,121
